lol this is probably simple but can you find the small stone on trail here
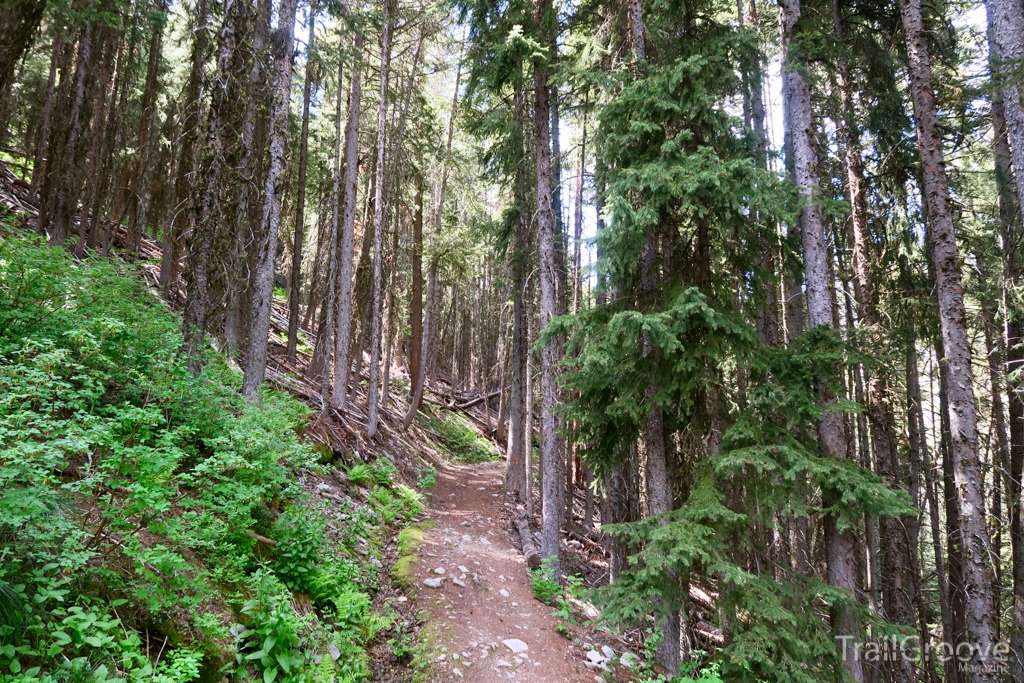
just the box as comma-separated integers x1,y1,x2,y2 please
453,578,466,587
499,589,510,597
495,659,512,668
396,596,407,602
370,558,382,568
329,643,341,661
423,578,444,588
453,668,463,678
502,639,528,654
434,567,446,575
459,565,469,573
601,645,615,659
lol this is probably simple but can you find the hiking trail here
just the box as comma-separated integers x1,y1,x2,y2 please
406,460,613,682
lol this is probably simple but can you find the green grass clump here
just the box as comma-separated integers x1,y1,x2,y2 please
423,411,500,463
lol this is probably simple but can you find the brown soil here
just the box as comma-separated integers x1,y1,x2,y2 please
407,460,609,683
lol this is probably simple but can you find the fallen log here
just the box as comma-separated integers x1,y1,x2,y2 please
514,515,542,569
245,531,277,547
455,389,501,410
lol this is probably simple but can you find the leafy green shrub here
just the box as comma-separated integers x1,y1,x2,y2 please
530,558,562,605
347,458,397,490
273,508,325,592
151,648,204,683
416,467,437,489
226,572,309,683
0,236,387,681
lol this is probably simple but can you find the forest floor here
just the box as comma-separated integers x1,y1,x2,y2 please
401,459,634,683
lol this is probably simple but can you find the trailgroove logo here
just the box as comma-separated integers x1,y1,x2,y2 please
836,636,1009,675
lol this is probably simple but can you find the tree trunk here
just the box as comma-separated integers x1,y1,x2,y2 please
780,1,862,679
833,5,916,682
988,0,1024,229
410,162,424,394
403,56,462,428
364,0,393,438
183,0,240,374
330,35,364,410
287,11,316,362
504,77,530,503
0,0,47,107
907,338,947,682
38,21,97,246
29,33,62,204
534,0,562,577
75,27,115,258
320,54,345,410
161,0,209,298
902,1,998,678
126,5,166,256
242,0,298,401
986,3,1024,675
572,116,585,313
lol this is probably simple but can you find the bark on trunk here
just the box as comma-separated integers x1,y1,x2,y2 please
988,0,1024,229
410,164,424,394
183,0,240,374
330,34,364,410
505,77,531,504
161,0,208,298
902,1,998,678
126,6,166,256
320,54,345,410
572,117,585,313
39,21,97,245
780,1,861,679
242,0,298,401
287,11,316,361
534,0,562,577
365,0,393,438
833,5,916,682
986,2,1024,674
29,33,62,204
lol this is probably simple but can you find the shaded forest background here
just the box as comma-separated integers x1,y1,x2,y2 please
4,0,1024,680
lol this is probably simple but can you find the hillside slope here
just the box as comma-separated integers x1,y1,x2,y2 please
0,225,498,683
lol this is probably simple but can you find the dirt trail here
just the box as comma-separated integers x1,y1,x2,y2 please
409,460,600,682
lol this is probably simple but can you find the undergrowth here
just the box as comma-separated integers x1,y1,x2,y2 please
0,233,419,682
420,410,499,463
